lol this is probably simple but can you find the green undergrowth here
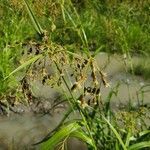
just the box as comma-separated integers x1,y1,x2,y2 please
1,0,150,54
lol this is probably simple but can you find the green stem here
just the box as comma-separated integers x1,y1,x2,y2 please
54,60,97,150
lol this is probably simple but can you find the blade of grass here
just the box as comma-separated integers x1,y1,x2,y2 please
4,54,43,80
40,122,82,150
129,130,150,141
125,129,131,147
62,7,88,51
23,0,43,35
128,141,150,150
92,45,105,57
115,141,121,150
102,115,127,150
70,130,95,148
34,107,73,145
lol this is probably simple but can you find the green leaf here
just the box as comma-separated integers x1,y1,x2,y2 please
128,141,150,150
70,130,95,147
4,54,43,80
34,108,73,145
138,130,150,137
102,115,127,150
115,141,120,150
40,122,82,150
129,130,150,141
23,0,43,35
125,129,132,147
92,45,105,57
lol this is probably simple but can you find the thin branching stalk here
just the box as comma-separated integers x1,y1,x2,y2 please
53,60,97,150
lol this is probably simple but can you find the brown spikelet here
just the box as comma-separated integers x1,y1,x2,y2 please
90,60,99,86
71,75,86,92
99,71,110,87
42,68,47,76
92,97,97,105
102,77,110,87
42,75,48,85
92,87,97,94
71,83,78,92
78,95,88,109
96,88,100,96
57,77,62,86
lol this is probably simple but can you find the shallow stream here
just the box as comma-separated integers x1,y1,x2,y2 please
0,53,149,149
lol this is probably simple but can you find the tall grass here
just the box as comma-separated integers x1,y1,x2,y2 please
3,0,149,54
